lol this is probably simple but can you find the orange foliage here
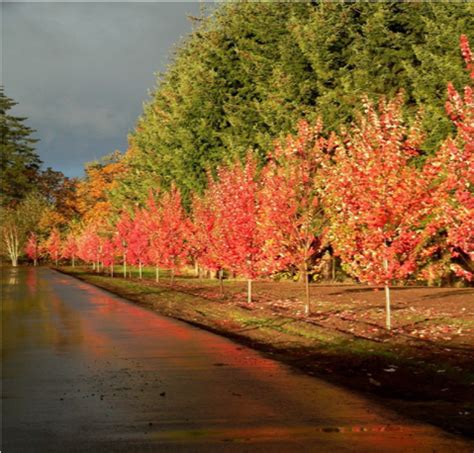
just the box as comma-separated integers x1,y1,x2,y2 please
76,151,124,224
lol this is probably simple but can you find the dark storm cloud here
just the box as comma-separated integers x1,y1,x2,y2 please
2,1,204,176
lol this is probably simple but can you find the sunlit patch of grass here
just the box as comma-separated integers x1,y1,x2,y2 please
278,321,340,343
423,317,474,328
334,340,397,359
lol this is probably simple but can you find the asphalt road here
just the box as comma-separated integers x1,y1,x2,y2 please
1,267,471,452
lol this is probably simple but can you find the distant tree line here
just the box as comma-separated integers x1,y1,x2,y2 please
0,87,80,264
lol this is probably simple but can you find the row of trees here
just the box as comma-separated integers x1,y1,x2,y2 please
1,86,81,266
28,36,473,329
0,87,79,211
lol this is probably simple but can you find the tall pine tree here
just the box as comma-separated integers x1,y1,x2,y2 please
1,87,41,206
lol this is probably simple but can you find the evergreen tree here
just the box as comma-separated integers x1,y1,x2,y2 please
0,87,42,206
115,1,473,207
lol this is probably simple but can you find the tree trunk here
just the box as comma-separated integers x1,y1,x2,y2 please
303,264,310,316
123,254,127,278
111,264,114,278
332,256,336,281
199,267,204,283
383,257,391,330
4,227,20,267
194,261,199,278
72,256,75,268
219,269,224,297
427,265,435,287
34,258,37,267
139,262,143,279
247,279,252,304
155,266,160,283
92,261,96,271
385,284,391,330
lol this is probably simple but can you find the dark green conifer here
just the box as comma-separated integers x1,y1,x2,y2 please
115,1,473,208
1,87,41,206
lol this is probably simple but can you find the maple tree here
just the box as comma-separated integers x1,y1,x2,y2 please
191,189,225,290
45,228,62,266
148,185,190,286
25,232,40,266
142,192,163,282
323,94,434,329
101,238,117,277
259,120,334,314
209,153,280,303
424,35,474,281
77,224,102,270
114,210,134,278
191,173,245,296
127,208,150,279
62,232,78,267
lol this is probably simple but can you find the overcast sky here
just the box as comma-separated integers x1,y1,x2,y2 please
2,1,207,177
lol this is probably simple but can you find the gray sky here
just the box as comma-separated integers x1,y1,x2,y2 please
2,1,206,177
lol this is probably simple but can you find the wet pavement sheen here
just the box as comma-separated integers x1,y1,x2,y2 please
1,267,471,452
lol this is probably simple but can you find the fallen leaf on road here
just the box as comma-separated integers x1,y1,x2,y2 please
369,378,381,387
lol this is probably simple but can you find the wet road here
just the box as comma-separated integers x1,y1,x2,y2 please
1,267,471,452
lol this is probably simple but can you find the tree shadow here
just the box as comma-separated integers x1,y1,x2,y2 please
421,289,474,299
329,286,433,296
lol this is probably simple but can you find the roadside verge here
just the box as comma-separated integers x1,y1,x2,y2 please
56,266,474,439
